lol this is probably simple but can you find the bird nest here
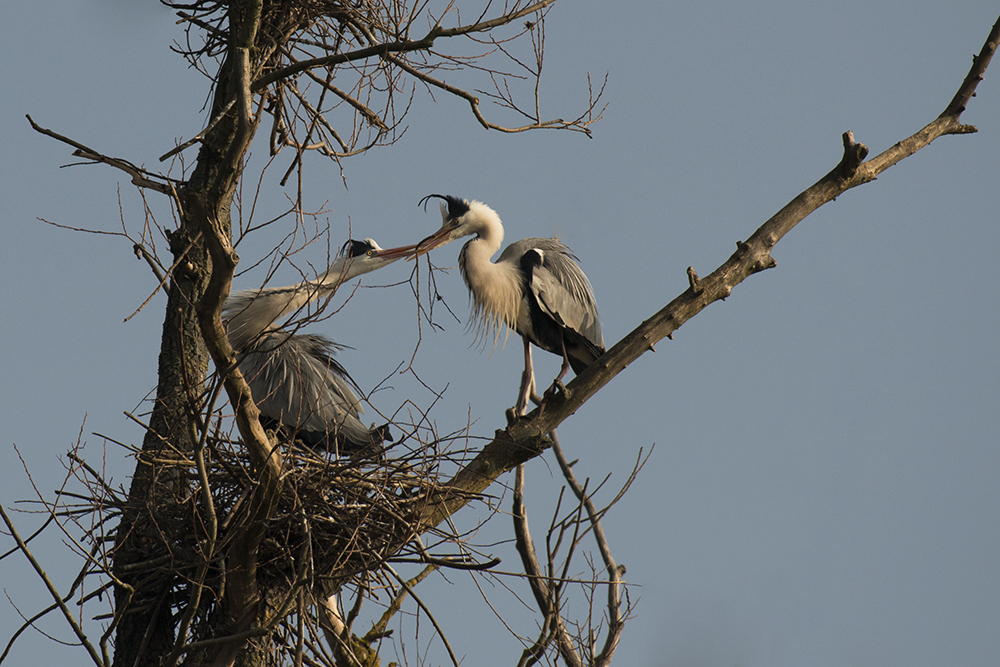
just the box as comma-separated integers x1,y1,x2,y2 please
74,431,461,622
165,0,381,63
254,443,442,592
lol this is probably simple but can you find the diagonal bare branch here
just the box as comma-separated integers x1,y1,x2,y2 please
26,115,176,194
0,504,107,667
416,10,1000,535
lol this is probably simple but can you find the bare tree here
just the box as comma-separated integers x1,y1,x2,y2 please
3,3,998,667
10,1,614,666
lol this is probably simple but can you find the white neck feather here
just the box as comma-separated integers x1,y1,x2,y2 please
225,254,357,349
459,208,520,350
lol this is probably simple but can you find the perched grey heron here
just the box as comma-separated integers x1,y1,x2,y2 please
413,195,604,416
224,238,414,454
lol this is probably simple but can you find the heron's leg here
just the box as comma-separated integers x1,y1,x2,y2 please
515,336,537,416
542,337,573,404
527,351,543,406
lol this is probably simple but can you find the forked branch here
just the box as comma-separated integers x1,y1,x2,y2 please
549,432,628,666
513,461,583,667
26,115,176,195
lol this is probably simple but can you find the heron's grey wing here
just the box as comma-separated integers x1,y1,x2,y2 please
224,286,302,349
517,239,604,351
240,332,368,443
295,338,379,448
292,333,365,418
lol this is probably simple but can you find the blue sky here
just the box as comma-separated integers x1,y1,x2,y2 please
2,2,999,666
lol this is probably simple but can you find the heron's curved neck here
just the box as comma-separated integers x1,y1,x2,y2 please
315,256,354,290
460,219,521,339
227,256,352,348
275,255,354,321
474,212,504,257
460,214,507,287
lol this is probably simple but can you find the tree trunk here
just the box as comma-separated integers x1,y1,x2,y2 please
110,18,262,661
110,226,212,667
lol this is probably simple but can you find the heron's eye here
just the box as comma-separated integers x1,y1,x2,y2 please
367,250,376,256
449,219,459,227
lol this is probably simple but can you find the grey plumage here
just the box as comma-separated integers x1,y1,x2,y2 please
415,195,605,415
224,238,413,453
226,238,399,351
492,237,604,372
238,332,388,452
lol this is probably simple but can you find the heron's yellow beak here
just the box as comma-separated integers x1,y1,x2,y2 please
410,224,458,260
371,243,420,260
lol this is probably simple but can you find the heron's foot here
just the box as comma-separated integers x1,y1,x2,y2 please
542,379,568,404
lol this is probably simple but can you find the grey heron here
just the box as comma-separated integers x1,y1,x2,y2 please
413,195,604,416
224,238,414,454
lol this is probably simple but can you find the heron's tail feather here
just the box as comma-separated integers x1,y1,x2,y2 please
566,331,606,375
371,423,393,444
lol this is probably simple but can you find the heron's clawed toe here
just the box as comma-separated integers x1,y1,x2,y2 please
542,379,568,405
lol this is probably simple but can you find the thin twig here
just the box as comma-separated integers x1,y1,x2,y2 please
0,504,106,667
384,564,461,667
550,432,624,666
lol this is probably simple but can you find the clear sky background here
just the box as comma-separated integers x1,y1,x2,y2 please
2,2,999,666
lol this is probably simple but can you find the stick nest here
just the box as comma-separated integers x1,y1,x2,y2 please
85,433,454,619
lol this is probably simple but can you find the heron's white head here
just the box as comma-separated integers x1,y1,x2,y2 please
412,195,503,257
341,236,417,268
320,237,418,284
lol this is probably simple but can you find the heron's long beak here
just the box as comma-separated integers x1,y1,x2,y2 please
410,225,457,260
371,243,419,260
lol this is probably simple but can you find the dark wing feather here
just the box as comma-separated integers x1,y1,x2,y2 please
239,332,383,449
502,238,604,352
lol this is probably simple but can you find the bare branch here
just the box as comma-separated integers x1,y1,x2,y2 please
550,432,626,666
0,504,106,667
383,52,600,135
416,9,1000,536
26,115,175,195
159,97,237,162
252,1,559,91
942,16,1000,119
385,565,462,667
512,462,583,667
